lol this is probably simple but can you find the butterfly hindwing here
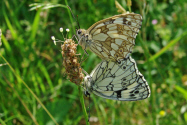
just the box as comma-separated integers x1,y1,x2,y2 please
85,56,150,101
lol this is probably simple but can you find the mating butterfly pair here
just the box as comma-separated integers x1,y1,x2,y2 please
76,12,150,101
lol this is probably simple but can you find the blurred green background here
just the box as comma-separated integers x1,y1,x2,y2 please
0,0,187,125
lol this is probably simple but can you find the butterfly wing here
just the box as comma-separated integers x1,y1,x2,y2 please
87,13,142,61
89,56,150,101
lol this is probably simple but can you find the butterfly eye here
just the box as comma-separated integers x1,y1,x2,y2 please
77,30,82,35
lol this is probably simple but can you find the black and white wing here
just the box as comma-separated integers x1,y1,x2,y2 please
77,13,142,61
84,56,150,101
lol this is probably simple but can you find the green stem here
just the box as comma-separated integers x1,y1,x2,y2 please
65,0,76,35
92,97,103,125
148,30,187,62
78,86,90,125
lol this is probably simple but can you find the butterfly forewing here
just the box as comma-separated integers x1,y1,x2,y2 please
77,13,142,61
84,56,150,101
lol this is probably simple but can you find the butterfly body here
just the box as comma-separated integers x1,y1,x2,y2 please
77,13,142,61
83,56,150,101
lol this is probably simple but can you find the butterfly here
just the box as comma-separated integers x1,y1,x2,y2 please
83,56,150,101
77,12,142,61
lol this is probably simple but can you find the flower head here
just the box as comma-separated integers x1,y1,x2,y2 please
59,27,63,32
66,28,70,32
152,19,158,25
159,110,166,117
51,27,84,85
61,37,84,85
51,36,56,45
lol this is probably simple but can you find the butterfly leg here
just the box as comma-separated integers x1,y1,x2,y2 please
79,46,89,65
82,68,89,76
72,34,79,42
82,43,90,60
80,51,89,65
72,35,89,64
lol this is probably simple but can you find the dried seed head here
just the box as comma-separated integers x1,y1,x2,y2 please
61,39,84,85
74,68,78,72
73,58,77,64
52,27,84,85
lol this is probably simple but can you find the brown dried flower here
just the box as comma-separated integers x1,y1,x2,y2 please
61,39,84,85
52,28,84,85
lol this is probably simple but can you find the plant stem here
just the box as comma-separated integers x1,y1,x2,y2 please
78,86,90,125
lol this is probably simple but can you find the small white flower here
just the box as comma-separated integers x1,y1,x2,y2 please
51,36,55,40
51,36,56,45
60,27,63,32
66,28,70,32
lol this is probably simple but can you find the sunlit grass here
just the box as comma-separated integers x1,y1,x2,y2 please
0,0,187,125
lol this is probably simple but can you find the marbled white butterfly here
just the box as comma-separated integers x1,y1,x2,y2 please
77,13,142,61
83,56,150,101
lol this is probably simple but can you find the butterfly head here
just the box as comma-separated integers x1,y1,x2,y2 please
76,29,87,49
83,75,92,96
76,29,86,38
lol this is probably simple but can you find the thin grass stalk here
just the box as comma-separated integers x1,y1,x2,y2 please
92,97,103,125
138,0,155,123
0,54,59,125
127,0,132,12
139,37,155,125
148,30,187,62
99,104,108,125
1,73,39,125
0,118,6,125
65,0,76,35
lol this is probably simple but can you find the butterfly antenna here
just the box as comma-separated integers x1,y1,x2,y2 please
76,15,80,29
67,5,80,29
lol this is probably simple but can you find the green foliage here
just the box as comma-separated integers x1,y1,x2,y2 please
0,0,187,124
